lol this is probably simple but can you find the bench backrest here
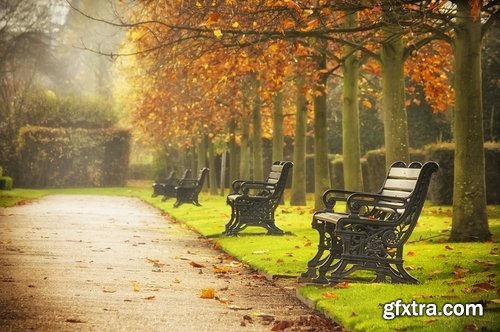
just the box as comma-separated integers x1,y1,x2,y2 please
264,160,293,200
195,167,209,192
376,161,439,243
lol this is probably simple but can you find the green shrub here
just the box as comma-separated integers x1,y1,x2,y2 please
425,142,500,205
365,149,386,192
16,126,130,188
0,176,13,190
330,157,344,189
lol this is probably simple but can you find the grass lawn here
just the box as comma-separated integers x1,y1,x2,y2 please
1,184,499,331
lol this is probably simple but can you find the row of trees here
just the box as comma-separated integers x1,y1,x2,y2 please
101,0,497,241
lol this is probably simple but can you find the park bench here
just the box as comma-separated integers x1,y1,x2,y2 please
173,168,209,208
162,169,192,201
152,169,192,201
152,170,176,197
300,161,439,285
224,160,293,236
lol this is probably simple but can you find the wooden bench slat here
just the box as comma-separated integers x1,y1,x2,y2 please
380,189,412,197
388,167,421,179
383,179,417,191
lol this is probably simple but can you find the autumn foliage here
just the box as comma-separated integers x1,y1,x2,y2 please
117,0,456,149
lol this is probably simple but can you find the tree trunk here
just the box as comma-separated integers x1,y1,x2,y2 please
273,89,286,204
252,75,264,180
381,13,410,169
240,119,251,180
342,11,363,192
313,52,331,210
189,144,197,176
272,90,284,162
450,0,490,241
228,118,239,184
290,73,307,206
208,136,218,195
197,134,208,192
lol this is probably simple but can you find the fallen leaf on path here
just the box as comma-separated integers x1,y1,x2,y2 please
212,266,229,274
132,282,140,292
102,288,116,293
190,261,205,268
200,288,215,299
143,295,155,300
66,318,85,323
271,320,293,331
227,305,252,310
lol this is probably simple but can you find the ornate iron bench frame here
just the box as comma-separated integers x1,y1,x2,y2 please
224,160,293,236
173,168,209,208
301,161,438,285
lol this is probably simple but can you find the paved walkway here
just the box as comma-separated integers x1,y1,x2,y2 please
0,195,338,331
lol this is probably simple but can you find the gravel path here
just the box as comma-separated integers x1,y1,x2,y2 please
0,195,339,331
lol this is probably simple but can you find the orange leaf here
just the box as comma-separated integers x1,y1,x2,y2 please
322,292,337,299
190,261,205,268
200,288,216,299
333,281,350,289
407,251,416,256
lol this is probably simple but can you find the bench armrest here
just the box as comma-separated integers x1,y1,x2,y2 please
321,189,361,211
177,179,199,188
241,181,276,195
230,180,247,194
346,192,408,217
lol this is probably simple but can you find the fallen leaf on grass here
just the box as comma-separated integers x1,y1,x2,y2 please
463,323,478,330
252,250,269,255
447,278,466,285
407,251,416,256
190,261,205,268
322,292,337,299
423,318,438,324
444,245,454,250
333,281,350,289
474,260,497,267
304,241,312,247
200,288,215,299
472,282,496,291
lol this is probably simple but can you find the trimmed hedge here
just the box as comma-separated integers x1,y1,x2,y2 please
425,142,500,205
0,176,13,190
16,126,130,188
